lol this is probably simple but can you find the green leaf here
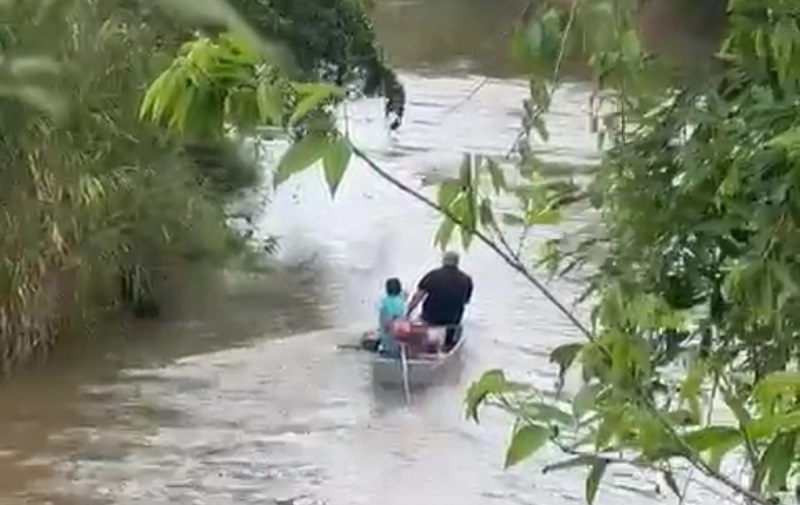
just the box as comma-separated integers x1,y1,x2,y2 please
594,412,619,450
755,432,796,493
753,371,800,406
504,423,549,468
464,369,506,422
226,88,259,127
256,80,284,125
437,180,462,209
448,191,476,250
434,218,456,250
707,433,743,471
543,455,603,474
464,369,529,422
682,426,741,455
664,408,698,427
680,358,706,406
720,384,752,430
294,82,343,97
620,29,641,62
585,459,608,505
573,383,603,419
168,82,195,131
322,137,352,197
486,159,507,193
526,20,543,52
550,342,584,371
289,82,342,125
771,261,800,296
511,23,530,64
274,134,327,187
525,402,573,425
747,411,800,440
766,126,800,151
526,208,561,225
140,70,180,124
767,432,796,493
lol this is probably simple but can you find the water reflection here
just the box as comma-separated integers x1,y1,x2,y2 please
372,0,526,77
0,260,332,505
372,0,724,80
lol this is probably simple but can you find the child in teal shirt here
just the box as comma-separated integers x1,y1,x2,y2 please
378,277,406,357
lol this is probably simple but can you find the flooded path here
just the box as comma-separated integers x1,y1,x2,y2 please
0,1,723,504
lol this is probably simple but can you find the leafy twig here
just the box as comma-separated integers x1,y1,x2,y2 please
643,396,770,505
349,143,593,339
350,141,772,505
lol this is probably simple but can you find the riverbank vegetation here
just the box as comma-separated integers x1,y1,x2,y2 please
463,0,800,503
0,0,396,375
143,0,800,503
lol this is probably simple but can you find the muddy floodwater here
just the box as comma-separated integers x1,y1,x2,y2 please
0,1,725,504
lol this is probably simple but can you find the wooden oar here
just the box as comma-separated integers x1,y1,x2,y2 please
399,343,411,404
336,343,366,351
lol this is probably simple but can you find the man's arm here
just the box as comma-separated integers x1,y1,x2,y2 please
464,275,473,305
405,290,426,318
406,272,432,318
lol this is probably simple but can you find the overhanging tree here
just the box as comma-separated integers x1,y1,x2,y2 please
140,0,800,503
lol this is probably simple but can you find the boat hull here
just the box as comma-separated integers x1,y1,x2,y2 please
370,326,466,388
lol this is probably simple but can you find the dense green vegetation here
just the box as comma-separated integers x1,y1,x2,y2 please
0,0,396,374
0,0,237,373
143,0,800,503
464,0,800,503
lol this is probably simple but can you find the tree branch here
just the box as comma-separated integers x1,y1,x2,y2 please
349,143,593,339
349,142,772,505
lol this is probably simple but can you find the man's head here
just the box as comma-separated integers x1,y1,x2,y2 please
442,250,460,267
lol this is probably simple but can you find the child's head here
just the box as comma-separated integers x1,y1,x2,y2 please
385,277,402,296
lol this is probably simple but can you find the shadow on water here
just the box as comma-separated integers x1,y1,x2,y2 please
0,259,332,505
49,256,334,372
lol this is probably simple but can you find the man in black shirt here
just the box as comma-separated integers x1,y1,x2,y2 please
406,251,473,350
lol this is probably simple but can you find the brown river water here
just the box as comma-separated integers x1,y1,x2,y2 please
0,1,726,504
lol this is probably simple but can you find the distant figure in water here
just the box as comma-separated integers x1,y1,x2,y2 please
383,73,405,131
377,277,406,357
406,251,473,351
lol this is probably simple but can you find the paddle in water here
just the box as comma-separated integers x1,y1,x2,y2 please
399,343,411,404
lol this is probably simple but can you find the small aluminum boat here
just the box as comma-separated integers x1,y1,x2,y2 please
368,325,466,388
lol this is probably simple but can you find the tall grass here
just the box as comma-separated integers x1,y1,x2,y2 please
0,0,258,374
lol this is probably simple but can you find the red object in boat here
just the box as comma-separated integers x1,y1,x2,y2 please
390,320,428,343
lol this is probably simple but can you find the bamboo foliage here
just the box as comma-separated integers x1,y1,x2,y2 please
138,32,346,138
0,0,254,373
0,0,394,374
